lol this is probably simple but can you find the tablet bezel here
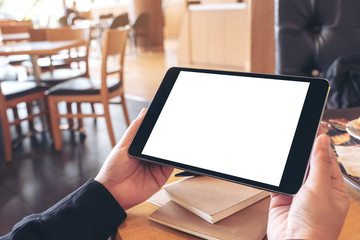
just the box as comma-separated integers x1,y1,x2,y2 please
128,67,330,195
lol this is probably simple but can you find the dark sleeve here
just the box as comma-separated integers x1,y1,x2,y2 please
1,179,127,240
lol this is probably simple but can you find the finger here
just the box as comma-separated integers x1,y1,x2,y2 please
149,163,174,187
117,108,148,147
269,192,293,208
315,127,343,184
132,108,147,127
305,134,333,190
317,125,326,136
162,165,174,178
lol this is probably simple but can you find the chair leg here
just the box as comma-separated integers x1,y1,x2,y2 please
49,56,54,74
12,107,22,136
66,103,74,130
76,103,84,130
120,94,130,126
26,102,35,132
103,102,116,147
44,98,53,140
39,98,48,131
1,110,12,162
91,103,96,123
48,97,62,151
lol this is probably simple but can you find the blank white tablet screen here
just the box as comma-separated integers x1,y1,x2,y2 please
142,71,310,186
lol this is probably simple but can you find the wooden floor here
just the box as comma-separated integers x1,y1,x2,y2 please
116,38,240,100
123,39,180,100
90,38,180,101
0,39,179,235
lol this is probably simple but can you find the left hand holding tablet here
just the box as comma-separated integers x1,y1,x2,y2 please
95,108,174,210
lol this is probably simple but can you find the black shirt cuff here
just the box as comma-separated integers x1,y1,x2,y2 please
8,179,127,240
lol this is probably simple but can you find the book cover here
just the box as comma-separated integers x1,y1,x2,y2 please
149,197,269,240
163,176,269,224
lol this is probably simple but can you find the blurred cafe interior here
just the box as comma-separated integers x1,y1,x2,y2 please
0,0,360,239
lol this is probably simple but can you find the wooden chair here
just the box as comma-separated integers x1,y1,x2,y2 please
0,81,48,162
0,20,33,65
46,27,131,150
130,12,150,51
109,13,129,29
99,13,114,20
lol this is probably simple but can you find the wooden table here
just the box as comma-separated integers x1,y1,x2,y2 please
0,40,85,83
116,108,360,240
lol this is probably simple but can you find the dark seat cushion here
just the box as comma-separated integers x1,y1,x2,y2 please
1,81,48,100
46,77,122,96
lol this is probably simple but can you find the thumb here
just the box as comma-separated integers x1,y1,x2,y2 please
117,108,147,148
305,134,333,190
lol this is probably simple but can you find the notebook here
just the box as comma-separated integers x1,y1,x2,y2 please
163,176,269,223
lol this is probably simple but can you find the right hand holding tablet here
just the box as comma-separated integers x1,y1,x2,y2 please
267,134,349,240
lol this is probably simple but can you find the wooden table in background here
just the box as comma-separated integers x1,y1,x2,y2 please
0,40,85,83
116,108,360,240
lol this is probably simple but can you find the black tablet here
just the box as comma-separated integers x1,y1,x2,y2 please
128,67,330,195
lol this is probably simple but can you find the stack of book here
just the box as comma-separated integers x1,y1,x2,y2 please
148,175,270,240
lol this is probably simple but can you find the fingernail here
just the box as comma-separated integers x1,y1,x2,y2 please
321,135,333,160
138,108,147,117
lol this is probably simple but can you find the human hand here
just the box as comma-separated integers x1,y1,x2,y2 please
267,134,350,240
95,108,174,210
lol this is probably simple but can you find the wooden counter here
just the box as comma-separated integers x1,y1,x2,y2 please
177,0,275,74
178,3,250,70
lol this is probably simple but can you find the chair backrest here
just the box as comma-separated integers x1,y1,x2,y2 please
100,27,129,94
45,27,90,42
275,0,360,77
59,16,69,27
0,20,19,27
0,25,32,34
0,20,32,34
99,13,114,20
68,13,86,26
109,13,129,29
28,27,91,42
132,12,150,30
28,28,47,41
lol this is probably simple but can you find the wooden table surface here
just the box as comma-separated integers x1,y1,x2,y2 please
0,40,86,83
116,108,360,240
0,40,85,56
